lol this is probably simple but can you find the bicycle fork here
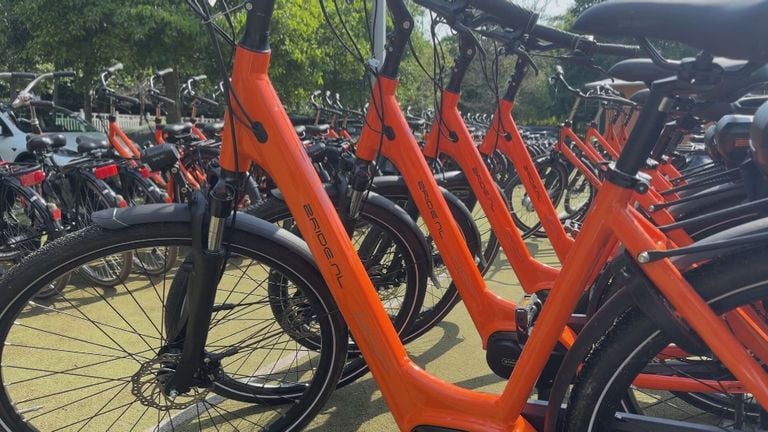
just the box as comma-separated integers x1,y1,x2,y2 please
163,171,238,396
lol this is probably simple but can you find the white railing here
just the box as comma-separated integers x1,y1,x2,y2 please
82,111,220,132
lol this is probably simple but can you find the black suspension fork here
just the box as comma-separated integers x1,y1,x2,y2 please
163,169,240,396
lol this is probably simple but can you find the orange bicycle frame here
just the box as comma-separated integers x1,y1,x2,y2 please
216,6,768,429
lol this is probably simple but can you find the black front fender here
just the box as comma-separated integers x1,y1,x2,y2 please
91,203,317,264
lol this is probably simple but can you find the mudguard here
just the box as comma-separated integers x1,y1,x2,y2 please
668,181,746,220
91,202,317,264
253,187,431,264
544,215,768,431
372,174,484,262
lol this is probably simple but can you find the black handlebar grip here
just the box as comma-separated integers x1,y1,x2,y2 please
153,94,177,106
593,42,642,58
30,100,55,108
11,72,36,80
155,68,173,77
116,94,140,106
107,63,124,73
467,0,538,32
194,95,219,107
53,71,76,79
530,23,582,50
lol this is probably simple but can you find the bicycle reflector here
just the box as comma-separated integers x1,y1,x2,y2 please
46,203,61,221
93,164,119,179
19,169,46,187
138,166,151,178
116,194,128,208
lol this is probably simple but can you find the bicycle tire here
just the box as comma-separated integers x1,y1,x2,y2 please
566,245,768,431
70,174,133,287
0,178,69,298
506,156,568,239
244,193,427,388
371,181,483,341
0,221,347,432
114,168,179,275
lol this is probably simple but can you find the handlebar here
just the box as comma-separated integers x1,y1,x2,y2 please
53,71,76,79
149,68,173,94
0,72,36,80
147,90,176,106
193,95,219,107
154,68,173,78
113,93,140,106
30,100,55,108
552,66,636,106
107,63,124,74
13,71,76,108
466,0,539,32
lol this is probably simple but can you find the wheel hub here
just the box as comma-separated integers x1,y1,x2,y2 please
131,352,209,410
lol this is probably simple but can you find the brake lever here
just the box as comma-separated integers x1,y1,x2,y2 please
545,54,613,81
512,43,539,76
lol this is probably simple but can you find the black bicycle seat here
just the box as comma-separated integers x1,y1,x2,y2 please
26,134,66,153
609,59,673,85
76,135,109,154
573,0,768,63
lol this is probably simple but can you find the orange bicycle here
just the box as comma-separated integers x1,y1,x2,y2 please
3,0,768,431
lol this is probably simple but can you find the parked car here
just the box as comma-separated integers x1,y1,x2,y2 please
0,104,107,162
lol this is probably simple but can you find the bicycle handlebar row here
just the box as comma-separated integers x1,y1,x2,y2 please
418,0,640,58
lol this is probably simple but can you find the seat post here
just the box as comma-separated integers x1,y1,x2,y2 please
613,77,678,177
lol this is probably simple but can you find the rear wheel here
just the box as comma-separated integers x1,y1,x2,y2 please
71,176,132,287
113,168,179,275
246,194,427,388
0,178,69,298
372,182,483,341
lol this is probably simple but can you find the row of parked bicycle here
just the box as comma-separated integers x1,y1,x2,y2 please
3,0,768,431
0,64,234,296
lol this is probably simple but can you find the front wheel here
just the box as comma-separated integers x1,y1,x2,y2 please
0,221,348,432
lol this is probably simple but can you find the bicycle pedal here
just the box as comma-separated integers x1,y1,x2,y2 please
563,219,582,235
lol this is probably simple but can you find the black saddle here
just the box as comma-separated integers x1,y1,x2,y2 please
609,59,673,85
163,123,193,143
76,135,109,154
26,134,66,153
203,122,224,138
305,124,331,136
573,0,768,62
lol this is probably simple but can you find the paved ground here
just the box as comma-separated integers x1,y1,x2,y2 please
307,238,560,431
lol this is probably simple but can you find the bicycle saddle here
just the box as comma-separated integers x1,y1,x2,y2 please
26,134,66,153
76,135,109,154
202,121,224,137
714,115,752,168
573,0,768,62
305,124,331,136
609,59,673,85
294,125,307,136
163,123,194,144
